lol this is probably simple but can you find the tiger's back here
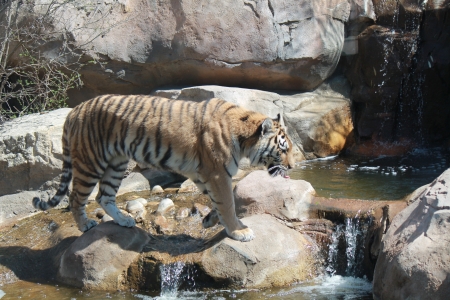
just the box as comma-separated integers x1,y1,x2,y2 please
33,95,295,242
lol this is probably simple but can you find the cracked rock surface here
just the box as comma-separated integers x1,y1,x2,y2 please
373,168,450,300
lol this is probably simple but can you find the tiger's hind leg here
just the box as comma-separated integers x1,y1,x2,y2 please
191,178,220,228
96,156,136,228
70,167,101,232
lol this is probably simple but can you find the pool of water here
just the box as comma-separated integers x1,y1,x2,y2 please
290,148,449,200
0,275,372,299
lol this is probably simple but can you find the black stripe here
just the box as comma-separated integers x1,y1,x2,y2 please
106,96,127,151
223,164,232,177
73,177,97,188
155,100,166,159
231,153,238,168
110,162,128,173
159,145,172,168
73,163,101,179
222,105,237,115
76,191,92,198
168,100,174,122
100,180,119,191
98,190,115,197
201,99,212,125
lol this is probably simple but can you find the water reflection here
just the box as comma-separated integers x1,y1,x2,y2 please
290,148,449,200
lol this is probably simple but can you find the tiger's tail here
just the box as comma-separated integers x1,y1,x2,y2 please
32,122,72,211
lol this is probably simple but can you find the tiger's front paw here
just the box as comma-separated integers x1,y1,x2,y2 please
79,219,98,232
229,227,255,242
114,215,136,228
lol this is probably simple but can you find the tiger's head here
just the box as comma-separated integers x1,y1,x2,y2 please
256,114,295,177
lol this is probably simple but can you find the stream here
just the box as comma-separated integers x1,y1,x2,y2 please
1,148,449,299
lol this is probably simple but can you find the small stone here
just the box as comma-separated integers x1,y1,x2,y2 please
192,203,211,217
136,198,148,206
156,198,175,215
152,185,164,194
126,200,145,214
101,214,113,223
154,215,173,234
178,179,199,193
176,207,191,220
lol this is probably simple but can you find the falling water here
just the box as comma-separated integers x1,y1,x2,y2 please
326,215,369,278
159,262,186,298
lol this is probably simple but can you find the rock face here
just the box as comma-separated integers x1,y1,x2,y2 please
234,170,316,221
345,1,450,147
4,0,350,105
373,168,450,300
201,214,317,288
0,108,71,196
153,82,353,159
57,222,150,290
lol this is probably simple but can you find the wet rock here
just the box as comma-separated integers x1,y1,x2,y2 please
373,168,450,299
153,215,173,234
57,222,150,290
201,214,318,288
135,198,148,207
156,198,174,215
234,170,315,221
176,207,191,220
126,200,145,214
192,203,211,217
178,179,199,193
151,185,164,194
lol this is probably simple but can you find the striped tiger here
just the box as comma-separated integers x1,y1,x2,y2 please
32,95,295,242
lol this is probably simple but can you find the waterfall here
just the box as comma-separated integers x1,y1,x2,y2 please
326,215,369,277
159,262,186,298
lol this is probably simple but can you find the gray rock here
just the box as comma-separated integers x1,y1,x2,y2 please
57,222,150,289
126,200,145,214
156,198,174,215
373,168,450,300
178,179,200,194
234,170,316,221
176,207,191,220
0,108,71,196
201,214,318,288
151,185,164,194
8,0,350,104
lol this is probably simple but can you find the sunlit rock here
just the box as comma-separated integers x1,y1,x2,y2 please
201,214,318,288
234,170,316,221
57,222,150,290
373,168,450,299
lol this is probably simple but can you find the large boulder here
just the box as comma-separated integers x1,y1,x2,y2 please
234,170,316,220
0,108,71,197
201,214,318,288
153,81,354,160
57,222,150,290
3,0,350,105
373,168,450,300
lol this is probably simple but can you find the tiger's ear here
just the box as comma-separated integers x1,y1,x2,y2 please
261,118,273,136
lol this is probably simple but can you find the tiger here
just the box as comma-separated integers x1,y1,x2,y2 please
32,95,295,242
